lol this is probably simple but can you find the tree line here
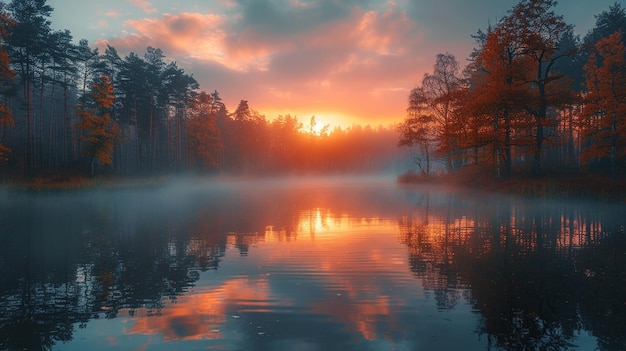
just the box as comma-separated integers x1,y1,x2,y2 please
0,0,401,178
398,0,626,179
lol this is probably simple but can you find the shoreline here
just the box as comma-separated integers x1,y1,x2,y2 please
2,171,625,203
397,170,626,203
0,174,172,192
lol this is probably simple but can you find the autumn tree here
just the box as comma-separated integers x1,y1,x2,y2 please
186,91,222,171
74,75,120,175
461,0,577,176
465,24,534,178
580,32,626,177
501,0,575,175
0,5,14,164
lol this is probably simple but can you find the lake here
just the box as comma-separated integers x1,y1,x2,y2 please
0,176,625,351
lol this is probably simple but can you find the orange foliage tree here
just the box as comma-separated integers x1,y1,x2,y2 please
465,25,534,178
580,31,626,177
459,0,577,177
0,8,14,164
74,75,121,175
501,0,575,175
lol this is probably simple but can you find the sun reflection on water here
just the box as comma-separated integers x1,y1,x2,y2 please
122,202,411,346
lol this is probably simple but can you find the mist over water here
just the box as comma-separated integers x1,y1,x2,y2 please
0,175,624,351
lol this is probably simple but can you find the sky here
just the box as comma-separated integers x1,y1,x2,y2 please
46,0,621,129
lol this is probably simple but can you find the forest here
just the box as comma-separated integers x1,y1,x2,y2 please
0,0,401,179
398,0,626,180
0,0,624,182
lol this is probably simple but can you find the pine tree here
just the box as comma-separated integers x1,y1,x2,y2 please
186,91,223,171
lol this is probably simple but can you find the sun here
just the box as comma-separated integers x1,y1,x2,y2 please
304,114,350,135
307,116,328,135
262,109,353,134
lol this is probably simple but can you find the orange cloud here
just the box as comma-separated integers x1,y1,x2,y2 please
104,12,279,72
96,4,457,127
126,13,225,57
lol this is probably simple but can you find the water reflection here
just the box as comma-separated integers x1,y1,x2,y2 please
0,177,624,351
399,189,626,350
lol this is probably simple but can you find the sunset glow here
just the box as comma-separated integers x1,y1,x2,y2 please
45,0,615,127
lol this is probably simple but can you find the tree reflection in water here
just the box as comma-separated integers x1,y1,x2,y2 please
0,180,624,351
398,190,626,351
0,191,228,351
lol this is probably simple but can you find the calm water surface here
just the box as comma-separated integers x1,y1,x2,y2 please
0,176,625,351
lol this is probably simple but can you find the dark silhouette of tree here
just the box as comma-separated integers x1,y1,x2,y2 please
398,87,436,175
423,53,464,172
162,60,198,171
228,100,269,173
398,54,464,174
47,29,78,167
186,91,222,171
269,114,302,171
6,0,52,173
583,3,626,51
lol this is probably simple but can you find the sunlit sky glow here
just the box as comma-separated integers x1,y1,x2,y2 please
47,0,617,128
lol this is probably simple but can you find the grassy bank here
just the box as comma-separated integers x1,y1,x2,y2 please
397,167,626,202
0,173,171,192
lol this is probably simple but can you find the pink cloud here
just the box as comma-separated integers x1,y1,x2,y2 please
101,13,229,65
129,0,157,14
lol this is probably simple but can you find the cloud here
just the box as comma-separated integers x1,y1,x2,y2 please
55,0,622,127
97,1,466,126
104,10,121,18
231,0,360,34
129,0,158,14
101,13,230,67
406,0,513,41
217,0,238,9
